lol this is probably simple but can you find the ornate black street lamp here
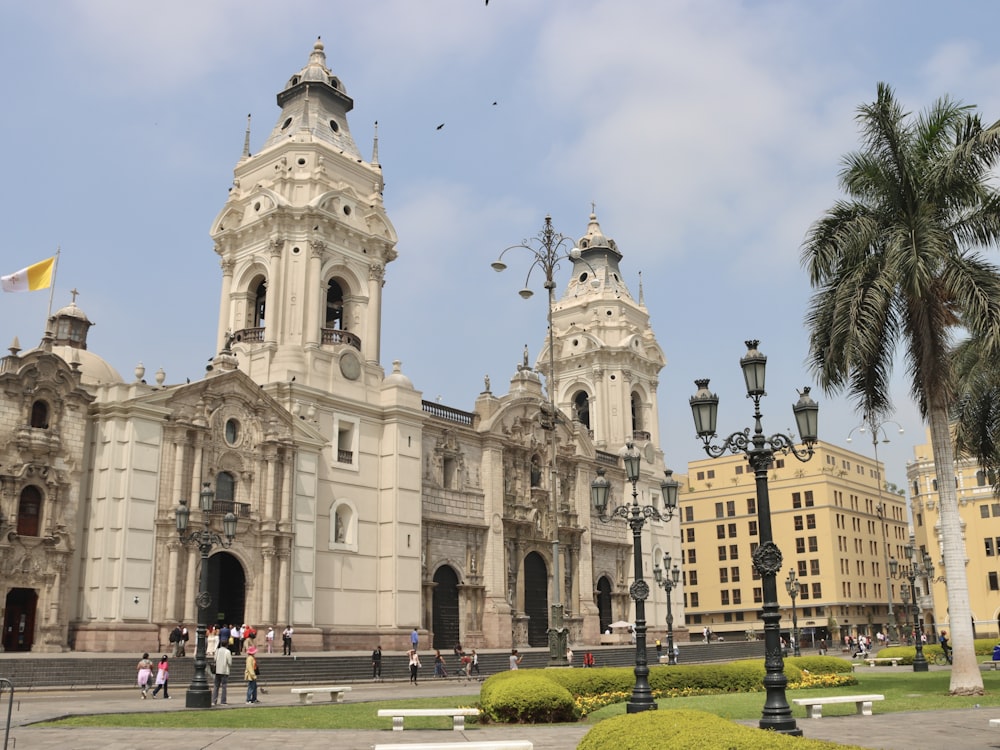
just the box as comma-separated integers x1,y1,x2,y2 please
591,445,679,712
889,545,930,672
492,216,583,666
689,340,819,736
176,482,237,708
785,569,801,657
653,552,681,666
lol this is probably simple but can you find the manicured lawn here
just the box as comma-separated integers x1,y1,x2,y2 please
587,669,1000,722
43,693,483,730
42,670,1000,730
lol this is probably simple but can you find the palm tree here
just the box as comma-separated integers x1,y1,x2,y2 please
801,83,1000,695
953,337,1000,494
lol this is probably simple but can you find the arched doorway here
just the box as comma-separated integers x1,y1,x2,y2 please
524,552,549,647
206,552,246,628
432,565,460,650
596,576,613,634
2,588,38,651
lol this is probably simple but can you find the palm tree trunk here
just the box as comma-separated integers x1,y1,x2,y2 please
928,405,983,695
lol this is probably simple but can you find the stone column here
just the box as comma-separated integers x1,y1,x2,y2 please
183,546,198,623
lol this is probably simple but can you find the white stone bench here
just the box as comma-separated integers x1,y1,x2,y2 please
981,662,1000,671
863,657,900,667
289,685,352,704
377,707,481,731
792,694,884,719
373,743,531,750
990,718,1000,728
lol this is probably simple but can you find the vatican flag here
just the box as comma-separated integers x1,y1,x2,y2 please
1,257,55,293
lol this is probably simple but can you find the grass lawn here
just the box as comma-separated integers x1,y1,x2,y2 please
41,670,1000,730
42,693,483,730
587,669,1000,722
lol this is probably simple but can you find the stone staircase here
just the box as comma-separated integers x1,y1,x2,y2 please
0,640,766,691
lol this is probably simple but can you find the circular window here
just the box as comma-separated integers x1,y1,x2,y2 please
254,201,261,212
606,310,613,316
297,157,306,166
330,119,340,133
578,272,589,283
292,246,301,255
225,418,240,445
281,117,293,130
343,205,352,216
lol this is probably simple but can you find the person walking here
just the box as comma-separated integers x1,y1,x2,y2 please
410,627,419,651
245,645,260,704
151,655,170,699
509,649,522,670
282,625,293,655
372,645,382,681
213,641,232,705
136,652,153,699
408,648,421,684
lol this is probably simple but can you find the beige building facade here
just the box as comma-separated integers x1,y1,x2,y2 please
908,431,1000,639
681,440,908,646
0,40,681,653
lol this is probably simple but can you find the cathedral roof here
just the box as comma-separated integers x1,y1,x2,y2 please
260,38,361,159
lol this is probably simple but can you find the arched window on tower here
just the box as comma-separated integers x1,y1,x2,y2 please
17,486,42,537
326,280,345,330
573,391,591,430
30,400,49,429
253,280,267,328
631,391,644,436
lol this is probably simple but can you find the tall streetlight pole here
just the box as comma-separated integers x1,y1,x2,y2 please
492,216,581,666
690,340,819,736
176,482,237,708
848,419,903,643
591,446,679,712
889,544,930,672
653,551,681,666
785,569,801,657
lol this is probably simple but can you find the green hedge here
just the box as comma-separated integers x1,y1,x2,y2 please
577,708,869,749
479,672,578,724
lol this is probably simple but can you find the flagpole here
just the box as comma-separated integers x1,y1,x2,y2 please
45,248,60,334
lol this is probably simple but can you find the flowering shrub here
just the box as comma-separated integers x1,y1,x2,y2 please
788,669,857,690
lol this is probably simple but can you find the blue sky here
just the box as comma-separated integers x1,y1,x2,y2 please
3,1,1000,487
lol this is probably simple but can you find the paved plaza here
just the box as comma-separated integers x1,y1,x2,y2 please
3,663,1000,749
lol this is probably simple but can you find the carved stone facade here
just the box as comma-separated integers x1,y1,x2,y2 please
0,41,681,653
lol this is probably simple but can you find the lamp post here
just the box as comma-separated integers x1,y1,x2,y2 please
591,446,679,712
176,482,237,707
492,216,582,666
889,545,929,672
785,569,801,657
653,552,681,666
689,340,819,736
848,419,903,643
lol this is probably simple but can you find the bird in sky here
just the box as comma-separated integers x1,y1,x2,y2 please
436,123,444,130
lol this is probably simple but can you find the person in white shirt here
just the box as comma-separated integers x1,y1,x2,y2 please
213,643,232,705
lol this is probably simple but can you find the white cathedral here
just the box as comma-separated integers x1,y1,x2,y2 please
0,40,681,653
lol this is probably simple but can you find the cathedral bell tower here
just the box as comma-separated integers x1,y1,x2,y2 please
211,38,398,391
538,213,666,454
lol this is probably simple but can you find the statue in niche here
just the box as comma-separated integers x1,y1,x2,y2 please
334,511,346,543
530,455,542,488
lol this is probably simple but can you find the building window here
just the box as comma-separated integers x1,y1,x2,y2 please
690,592,699,607
224,418,240,446
687,549,697,564
721,591,730,605
726,500,736,517
794,515,804,531
982,505,991,519
697,471,705,481
685,506,694,522
731,566,740,582
808,536,818,552
800,586,809,600
993,503,1000,517
688,570,698,585
986,538,995,557
732,589,742,604
795,537,805,553
804,490,814,507
30,400,49,429
719,568,729,583
806,514,816,529
718,546,727,561
735,465,744,475
990,572,999,591
792,492,802,509
810,559,820,575
812,582,822,598
216,471,236,503
728,523,737,538
747,497,756,514
729,544,739,560
748,520,758,536
717,524,726,539
753,587,763,603
715,502,724,519
16,485,42,537
978,470,988,487
798,560,807,577
686,528,695,543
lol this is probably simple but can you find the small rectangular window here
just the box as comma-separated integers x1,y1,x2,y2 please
688,570,698,585
715,502,724,519
731,566,740,582
719,567,728,583
986,538,995,557
717,524,726,539
685,506,694,522
728,523,737,538
726,500,736,517
718,545,727,561
990,572,999,591
729,544,739,560
720,590,730,605
687,549,697,564
810,559,820,575
808,536,818,552
690,592,699,607
748,520,758,536
806,514,816,529
746,497,756,514
812,582,822,598
685,528,695,543
732,589,742,604
982,505,991,519
795,537,805,553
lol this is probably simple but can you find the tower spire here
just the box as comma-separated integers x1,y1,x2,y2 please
372,120,380,166
638,270,645,305
241,114,252,160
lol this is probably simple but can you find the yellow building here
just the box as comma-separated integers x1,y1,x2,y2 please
681,440,908,647
908,432,1000,639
